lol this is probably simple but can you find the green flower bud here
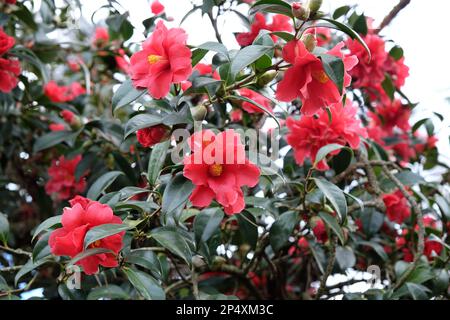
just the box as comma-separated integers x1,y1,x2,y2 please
190,104,208,121
301,33,317,52
307,0,322,15
257,70,278,87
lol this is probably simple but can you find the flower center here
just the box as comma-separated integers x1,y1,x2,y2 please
147,54,162,65
208,163,223,177
312,70,329,84
90,240,102,248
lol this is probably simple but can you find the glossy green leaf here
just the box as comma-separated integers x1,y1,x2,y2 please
86,171,124,200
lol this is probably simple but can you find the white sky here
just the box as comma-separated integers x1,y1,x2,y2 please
79,0,450,158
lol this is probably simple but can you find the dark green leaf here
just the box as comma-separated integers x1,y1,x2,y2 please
123,268,165,300
318,54,345,94
32,215,62,242
33,130,81,153
269,211,298,252
194,208,224,246
84,223,132,249
86,171,124,200
112,80,147,113
318,212,345,245
313,178,347,222
87,285,130,300
124,113,163,138
162,173,194,217
147,141,170,185
150,228,193,265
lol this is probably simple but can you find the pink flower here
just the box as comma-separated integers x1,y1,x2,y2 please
424,239,443,261
60,110,75,124
130,21,192,99
44,81,86,103
151,0,165,15
0,57,20,93
183,129,260,215
312,218,328,243
115,49,131,74
286,99,366,171
45,155,87,201
276,41,357,116
370,99,411,134
346,34,388,89
93,27,109,47
230,109,243,122
238,88,272,114
136,124,170,148
236,13,293,47
67,57,81,72
194,63,220,80
385,56,409,89
382,190,411,224
49,196,125,275
49,123,66,131
0,28,15,55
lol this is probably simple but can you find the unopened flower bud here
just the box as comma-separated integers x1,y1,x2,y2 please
257,70,278,87
301,33,317,52
292,2,308,20
307,0,322,16
190,104,208,121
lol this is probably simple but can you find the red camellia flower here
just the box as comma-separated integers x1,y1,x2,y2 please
312,218,328,243
115,49,131,74
151,0,165,15
136,124,170,148
238,88,273,114
424,239,443,261
44,81,86,103
130,21,192,99
194,63,220,80
230,109,243,122
60,110,76,124
370,99,411,134
49,196,125,275
45,155,87,200
276,40,358,116
0,57,20,93
286,99,367,170
236,13,293,47
49,123,66,131
382,190,411,224
0,28,15,55
346,34,388,89
93,27,109,47
183,129,260,215
385,56,409,89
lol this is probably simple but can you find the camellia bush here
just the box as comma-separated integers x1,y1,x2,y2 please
0,0,449,300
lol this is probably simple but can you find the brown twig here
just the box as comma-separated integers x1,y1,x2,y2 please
376,0,411,33
315,236,338,300
381,165,425,290
0,245,32,258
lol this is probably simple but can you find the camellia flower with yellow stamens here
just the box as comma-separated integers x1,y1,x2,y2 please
276,39,357,116
49,196,125,275
183,129,260,215
129,21,192,99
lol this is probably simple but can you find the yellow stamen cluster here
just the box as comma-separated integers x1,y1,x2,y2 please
208,164,223,177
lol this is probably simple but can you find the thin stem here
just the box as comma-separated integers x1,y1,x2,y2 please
0,245,32,258
381,165,425,290
376,0,411,33
315,236,338,300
